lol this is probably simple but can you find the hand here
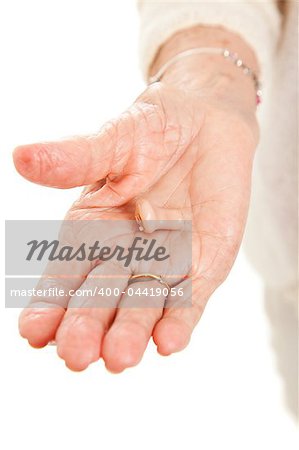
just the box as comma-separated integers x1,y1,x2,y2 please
14,26,259,372
18,206,192,372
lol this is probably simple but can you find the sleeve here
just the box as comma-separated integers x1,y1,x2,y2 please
138,0,281,84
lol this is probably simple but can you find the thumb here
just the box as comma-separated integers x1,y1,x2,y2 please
13,119,132,189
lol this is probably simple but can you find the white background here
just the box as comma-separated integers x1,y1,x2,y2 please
1,1,297,449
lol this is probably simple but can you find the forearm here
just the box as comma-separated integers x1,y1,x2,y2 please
148,26,260,112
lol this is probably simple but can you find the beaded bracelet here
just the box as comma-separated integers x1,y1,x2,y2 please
149,47,262,105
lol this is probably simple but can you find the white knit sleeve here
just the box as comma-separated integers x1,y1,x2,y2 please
138,0,281,84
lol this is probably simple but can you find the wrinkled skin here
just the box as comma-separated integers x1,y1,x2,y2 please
14,83,258,372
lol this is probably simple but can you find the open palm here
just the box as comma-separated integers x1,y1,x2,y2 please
14,82,258,371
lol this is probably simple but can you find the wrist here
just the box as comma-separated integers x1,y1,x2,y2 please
149,26,260,112
158,57,257,111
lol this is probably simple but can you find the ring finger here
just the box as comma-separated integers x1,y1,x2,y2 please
101,278,167,373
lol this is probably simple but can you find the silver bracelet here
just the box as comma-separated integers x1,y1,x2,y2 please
149,47,262,105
